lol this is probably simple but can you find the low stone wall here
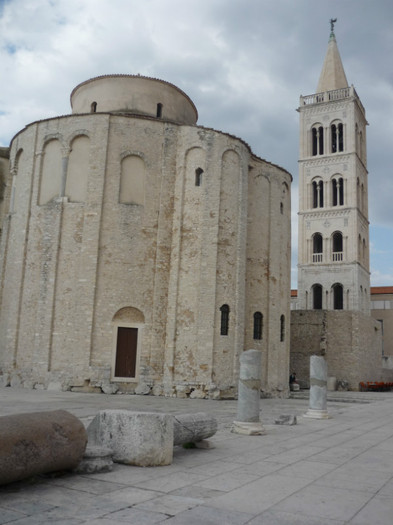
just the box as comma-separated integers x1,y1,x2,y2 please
290,310,388,390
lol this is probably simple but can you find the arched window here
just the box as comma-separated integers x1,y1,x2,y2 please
39,139,62,205
156,103,163,118
338,123,344,152
312,128,317,156
333,283,343,310
332,232,343,261
332,177,344,206
66,135,90,202
90,101,97,113
312,126,324,156
253,312,263,340
312,180,323,208
120,155,145,205
195,167,203,186
312,284,323,309
220,304,229,336
339,177,344,205
331,122,344,153
280,315,285,342
312,233,323,262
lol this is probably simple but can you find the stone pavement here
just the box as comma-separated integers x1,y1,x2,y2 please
1,388,393,524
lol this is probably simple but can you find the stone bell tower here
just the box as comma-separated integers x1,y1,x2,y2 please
297,20,370,313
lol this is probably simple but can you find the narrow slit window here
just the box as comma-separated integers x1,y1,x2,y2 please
220,304,229,336
156,103,163,118
91,101,97,113
195,168,203,186
280,315,285,342
253,312,263,340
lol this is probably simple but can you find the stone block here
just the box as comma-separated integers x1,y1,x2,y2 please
0,374,10,387
189,388,206,399
135,382,151,395
274,414,297,425
10,374,22,388
100,381,119,395
87,410,173,466
47,381,63,391
327,376,337,391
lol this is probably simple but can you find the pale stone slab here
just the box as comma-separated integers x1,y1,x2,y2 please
164,505,253,524
87,410,173,466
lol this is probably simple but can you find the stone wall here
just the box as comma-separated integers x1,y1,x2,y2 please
0,148,10,237
0,76,291,398
290,310,387,390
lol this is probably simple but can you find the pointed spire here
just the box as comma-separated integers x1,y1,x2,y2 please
316,19,349,93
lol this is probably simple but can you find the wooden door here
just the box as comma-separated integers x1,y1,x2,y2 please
115,327,138,377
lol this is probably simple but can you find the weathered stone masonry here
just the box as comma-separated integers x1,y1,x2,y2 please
0,75,291,398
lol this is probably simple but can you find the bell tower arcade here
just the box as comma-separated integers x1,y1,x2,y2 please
297,20,370,313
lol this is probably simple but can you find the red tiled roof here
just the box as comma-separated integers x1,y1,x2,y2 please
370,286,393,295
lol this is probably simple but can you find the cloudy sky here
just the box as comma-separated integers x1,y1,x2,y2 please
1,0,392,287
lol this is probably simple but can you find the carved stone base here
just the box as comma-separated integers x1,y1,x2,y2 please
303,409,331,420
231,421,266,435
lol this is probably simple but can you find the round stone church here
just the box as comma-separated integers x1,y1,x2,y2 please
0,74,291,397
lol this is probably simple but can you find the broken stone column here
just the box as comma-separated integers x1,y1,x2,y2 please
304,355,331,419
0,410,87,485
232,349,265,435
173,413,217,446
87,411,174,466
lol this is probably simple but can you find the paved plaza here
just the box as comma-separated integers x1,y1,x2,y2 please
1,388,393,524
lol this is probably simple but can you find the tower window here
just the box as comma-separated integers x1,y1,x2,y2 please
253,312,263,340
331,122,344,153
220,304,229,336
195,168,203,186
90,101,97,113
332,231,343,261
312,233,323,262
156,103,163,118
312,284,323,309
311,126,324,156
333,283,344,310
312,180,323,208
338,123,344,151
332,177,344,206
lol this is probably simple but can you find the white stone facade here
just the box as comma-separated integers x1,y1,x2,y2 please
0,75,291,398
297,32,370,313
